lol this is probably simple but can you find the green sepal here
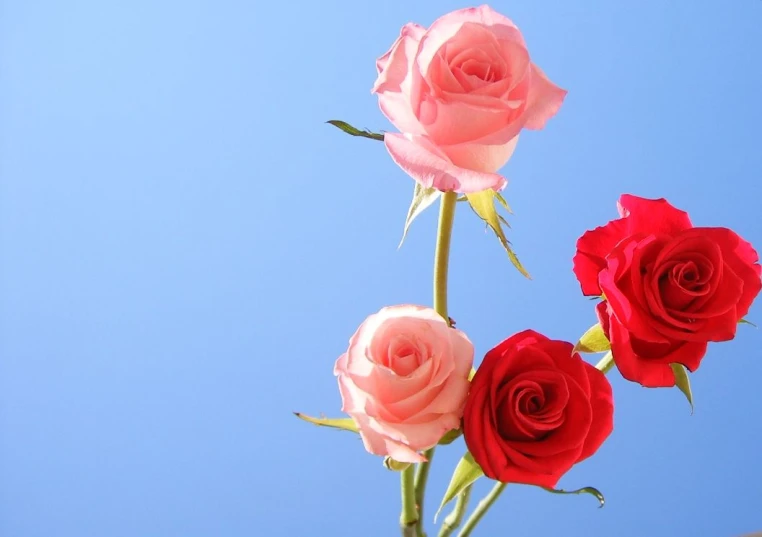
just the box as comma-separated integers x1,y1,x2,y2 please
670,364,694,414
573,323,611,354
326,120,384,141
739,318,757,328
383,457,411,472
466,189,529,278
541,485,605,507
293,412,359,433
494,191,513,214
438,428,462,445
399,183,441,248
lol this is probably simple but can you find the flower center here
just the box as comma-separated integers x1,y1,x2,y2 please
384,336,426,377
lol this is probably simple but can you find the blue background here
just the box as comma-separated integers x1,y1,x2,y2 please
2,1,761,536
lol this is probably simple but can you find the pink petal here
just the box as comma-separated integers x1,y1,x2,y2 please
385,133,507,193
522,63,567,130
384,440,427,463
416,5,526,79
373,23,427,135
441,135,519,174
418,95,514,146
374,23,426,84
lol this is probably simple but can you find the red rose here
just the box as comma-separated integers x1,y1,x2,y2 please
462,330,613,487
574,195,761,387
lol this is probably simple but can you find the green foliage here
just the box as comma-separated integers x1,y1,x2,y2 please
326,120,384,141
466,189,529,278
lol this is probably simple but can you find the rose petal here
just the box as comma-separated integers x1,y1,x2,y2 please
440,135,519,175
373,23,427,135
375,23,426,75
608,313,708,387
418,95,514,146
618,195,693,234
415,5,526,81
573,219,629,296
701,227,762,320
576,362,614,462
384,133,507,193
521,63,567,130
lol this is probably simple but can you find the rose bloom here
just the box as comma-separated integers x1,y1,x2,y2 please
372,4,566,193
574,194,762,387
463,330,613,487
334,305,474,463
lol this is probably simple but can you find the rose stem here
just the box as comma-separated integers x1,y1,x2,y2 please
437,484,472,537
456,482,507,537
595,350,615,373
400,465,418,536
406,190,458,537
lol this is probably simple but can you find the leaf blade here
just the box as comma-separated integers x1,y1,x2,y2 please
399,184,441,248
326,120,384,141
541,485,605,508
293,412,359,433
436,452,484,521
670,363,694,413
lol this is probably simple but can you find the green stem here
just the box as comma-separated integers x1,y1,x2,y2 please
596,350,615,373
414,446,434,526
400,466,418,536
433,191,457,322
457,483,507,537
438,485,472,537
413,191,458,536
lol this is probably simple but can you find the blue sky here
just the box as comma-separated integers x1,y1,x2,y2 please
2,1,761,536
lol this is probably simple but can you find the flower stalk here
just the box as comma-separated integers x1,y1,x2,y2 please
400,465,419,536
402,190,458,536
438,485,472,537
457,483,507,537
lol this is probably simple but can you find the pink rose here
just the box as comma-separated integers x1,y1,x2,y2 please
372,5,567,193
334,305,474,462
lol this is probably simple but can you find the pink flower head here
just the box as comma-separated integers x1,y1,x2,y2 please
373,5,566,193
334,305,474,462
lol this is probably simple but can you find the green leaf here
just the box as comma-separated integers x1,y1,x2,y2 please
670,364,694,413
293,412,359,433
383,457,411,472
438,428,462,445
573,323,611,354
466,189,529,278
541,485,605,508
399,183,441,248
494,191,513,214
326,120,384,141
436,452,484,521
740,318,757,328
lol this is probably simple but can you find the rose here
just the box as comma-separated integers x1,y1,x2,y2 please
574,194,762,387
462,330,613,487
334,305,474,463
372,5,566,193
